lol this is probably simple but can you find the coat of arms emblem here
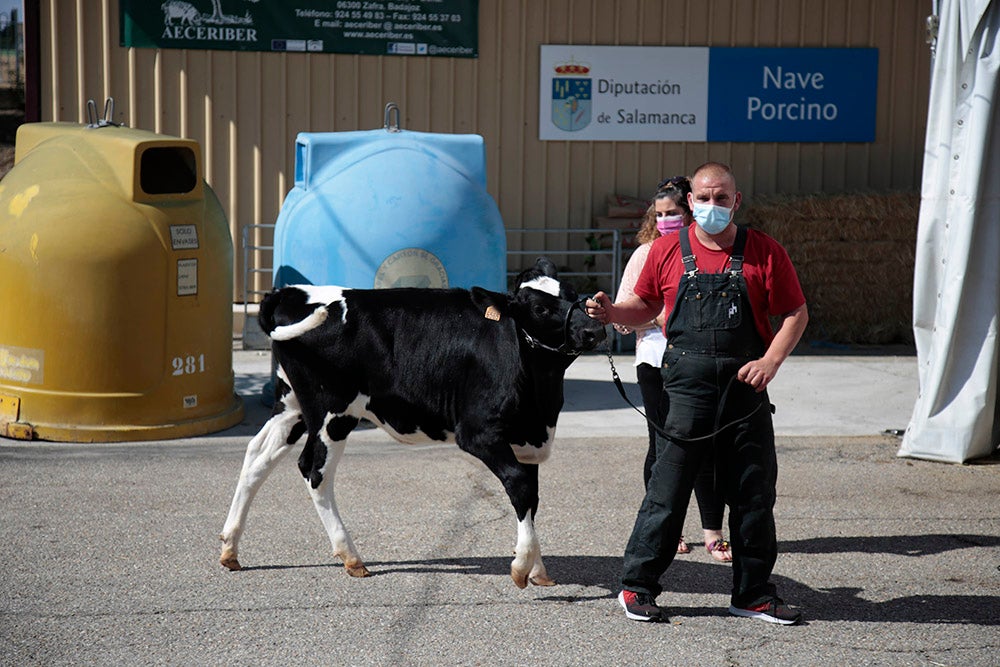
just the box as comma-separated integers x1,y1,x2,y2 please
551,59,591,132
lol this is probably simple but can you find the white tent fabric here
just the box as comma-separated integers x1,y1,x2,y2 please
900,0,1000,463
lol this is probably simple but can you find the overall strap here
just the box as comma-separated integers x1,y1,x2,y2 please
729,225,748,275
678,225,698,276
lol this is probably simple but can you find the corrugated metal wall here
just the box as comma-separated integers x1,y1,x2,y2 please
38,0,931,300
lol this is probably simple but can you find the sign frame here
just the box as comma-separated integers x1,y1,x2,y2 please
121,0,478,58
539,45,878,143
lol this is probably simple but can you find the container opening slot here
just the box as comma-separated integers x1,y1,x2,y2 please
294,141,306,187
140,147,198,195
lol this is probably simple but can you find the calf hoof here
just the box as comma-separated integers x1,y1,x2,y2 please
345,562,371,578
341,556,371,578
220,553,242,571
511,569,529,589
529,574,556,587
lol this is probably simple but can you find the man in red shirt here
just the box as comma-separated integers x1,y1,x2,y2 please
586,162,809,625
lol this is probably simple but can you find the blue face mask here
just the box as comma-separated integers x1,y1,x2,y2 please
691,203,733,235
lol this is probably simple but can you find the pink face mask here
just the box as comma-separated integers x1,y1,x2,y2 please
656,214,685,235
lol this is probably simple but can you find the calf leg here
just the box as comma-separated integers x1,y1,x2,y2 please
301,414,370,577
513,464,555,587
219,401,306,570
461,438,552,588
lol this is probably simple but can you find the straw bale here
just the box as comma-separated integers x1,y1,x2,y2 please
745,191,918,345
606,193,650,218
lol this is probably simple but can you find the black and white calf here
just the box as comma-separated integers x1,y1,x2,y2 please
219,257,606,588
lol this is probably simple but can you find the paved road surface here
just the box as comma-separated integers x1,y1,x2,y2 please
1,348,997,666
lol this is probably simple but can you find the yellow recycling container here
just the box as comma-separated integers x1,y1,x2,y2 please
0,122,243,441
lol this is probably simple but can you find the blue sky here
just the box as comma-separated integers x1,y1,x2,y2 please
0,2,19,19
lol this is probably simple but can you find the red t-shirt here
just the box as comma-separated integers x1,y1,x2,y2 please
634,227,806,345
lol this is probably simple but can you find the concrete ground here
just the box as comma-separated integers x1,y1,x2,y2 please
1,346,998,666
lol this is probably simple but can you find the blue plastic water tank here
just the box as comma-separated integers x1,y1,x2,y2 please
273,127,506,291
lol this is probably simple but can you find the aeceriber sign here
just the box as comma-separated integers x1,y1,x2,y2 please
122,0,478,58
539,45,878,143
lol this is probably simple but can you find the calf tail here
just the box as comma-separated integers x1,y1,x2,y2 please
270,307,329,341
258,288,330,341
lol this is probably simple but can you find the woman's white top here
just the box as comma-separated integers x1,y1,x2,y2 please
615,241,667,368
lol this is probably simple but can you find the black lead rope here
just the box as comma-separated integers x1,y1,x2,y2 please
603,343,772,443
521,298,590,356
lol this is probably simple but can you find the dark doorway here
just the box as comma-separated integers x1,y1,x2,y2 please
0,1,24,176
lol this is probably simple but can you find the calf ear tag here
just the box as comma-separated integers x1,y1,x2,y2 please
484,306,501,321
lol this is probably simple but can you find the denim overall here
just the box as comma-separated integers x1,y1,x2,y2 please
621,225,779,607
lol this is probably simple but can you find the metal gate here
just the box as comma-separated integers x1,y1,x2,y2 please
240,224,628,351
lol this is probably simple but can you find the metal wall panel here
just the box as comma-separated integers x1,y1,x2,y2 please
37,0,931,300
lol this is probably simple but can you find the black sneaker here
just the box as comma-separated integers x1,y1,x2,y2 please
618,590,663,622
728,597,802,625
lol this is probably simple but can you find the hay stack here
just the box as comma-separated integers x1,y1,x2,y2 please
743,191,919,345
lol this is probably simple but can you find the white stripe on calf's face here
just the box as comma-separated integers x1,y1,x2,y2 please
518,276,561,297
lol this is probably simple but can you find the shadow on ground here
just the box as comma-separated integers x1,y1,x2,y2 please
231,531,999,626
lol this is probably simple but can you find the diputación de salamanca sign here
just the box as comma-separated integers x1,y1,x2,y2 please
539,45,878,142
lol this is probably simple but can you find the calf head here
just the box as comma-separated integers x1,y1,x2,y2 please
509,257,607,355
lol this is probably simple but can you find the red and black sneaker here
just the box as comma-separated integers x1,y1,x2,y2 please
618,590,664,622
728,597,802,625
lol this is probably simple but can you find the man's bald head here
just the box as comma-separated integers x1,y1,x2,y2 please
692,161,737,189
688,161,742,216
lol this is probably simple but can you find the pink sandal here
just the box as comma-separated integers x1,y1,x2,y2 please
676,536,691,554
706,539,733,563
